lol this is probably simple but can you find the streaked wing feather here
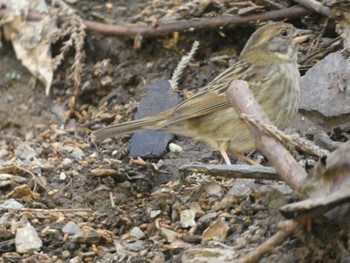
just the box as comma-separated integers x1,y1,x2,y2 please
160,61,268,126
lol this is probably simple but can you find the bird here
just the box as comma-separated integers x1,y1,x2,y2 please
92,22,304,165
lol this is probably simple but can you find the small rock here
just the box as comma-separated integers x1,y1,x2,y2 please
64,146,85,160
130,227,145,239
181,246,237,262
160,227,177,242
70,256,81,263
7,185,32,198
91,168,118,177
0,199,24,210
129,79,182,158
233,236,248,249
124,240,145,252
150,210,161,218
0,149,8,158
61,158,73,166
226,179,255,198
202,219,229,241
62,250,71,259
180,209,196,228
62,221,81,235
15,223,42,253
213,179,255,210
59,172,66,181
74,226,101,245
198,212,217,223
151,251,166,263
260,184,293,209
14,142,36,162
203,182,222,196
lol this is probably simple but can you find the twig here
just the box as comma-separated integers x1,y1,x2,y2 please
293,0,333,18
0,6,312,37
109,192,116,208
3,207,92,213
11,165,45,191
240,114,330,157
226,80,307,190
280,190,350,219
180,164,279,180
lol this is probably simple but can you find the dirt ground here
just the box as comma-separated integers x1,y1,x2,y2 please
0,1,349,262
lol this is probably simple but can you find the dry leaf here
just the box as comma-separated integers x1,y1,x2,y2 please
1,0,56,95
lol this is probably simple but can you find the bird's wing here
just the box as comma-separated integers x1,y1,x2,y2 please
161,61,267,126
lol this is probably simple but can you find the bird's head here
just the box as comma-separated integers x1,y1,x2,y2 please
240,22,307,63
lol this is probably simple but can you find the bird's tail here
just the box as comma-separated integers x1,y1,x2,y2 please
92,115,167,141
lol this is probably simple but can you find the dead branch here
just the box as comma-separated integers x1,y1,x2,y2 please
0,6,312,37
180,164,279,181
280,191,350,219
3,207,92,213
226,80,307,190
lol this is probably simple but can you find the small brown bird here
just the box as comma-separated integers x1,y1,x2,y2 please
93,22,304,164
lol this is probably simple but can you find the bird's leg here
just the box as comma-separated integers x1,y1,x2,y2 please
219,142,231,165
232,151,262,166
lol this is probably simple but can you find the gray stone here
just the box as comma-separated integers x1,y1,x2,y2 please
300,52,350,129
226,179,256,198
130,79,182,158
129,227,145,239
15,223,42,253
62,221,81,234
64,146,85,160
260,184,293,209
0,199,24,210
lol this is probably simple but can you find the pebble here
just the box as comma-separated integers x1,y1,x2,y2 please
59,172,66,181
0,199,24,210
0,149,8,158
180,209,196,228
160,227,177,242
61,158,73,166
15,223,42,253
62,221,81,235
259,184,293,209
130,227,145,239
64,146,85,160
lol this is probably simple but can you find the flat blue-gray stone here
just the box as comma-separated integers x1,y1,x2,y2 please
129,80,182,158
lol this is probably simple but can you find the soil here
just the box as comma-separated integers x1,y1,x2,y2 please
0,1,349,262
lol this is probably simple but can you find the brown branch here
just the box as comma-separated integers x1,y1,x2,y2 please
180,164,279,181
0,6,312,37
226,80,307,190
4,207,92,213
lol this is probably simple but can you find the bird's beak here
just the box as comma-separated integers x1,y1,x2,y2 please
293,28,312,45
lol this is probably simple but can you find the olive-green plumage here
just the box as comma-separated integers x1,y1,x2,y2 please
92,22,301,163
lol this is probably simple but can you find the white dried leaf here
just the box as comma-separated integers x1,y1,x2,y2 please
1,0,56,95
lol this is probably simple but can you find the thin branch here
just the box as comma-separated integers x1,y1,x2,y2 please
0,6,313,37
4,207,92,213
180,164,279,181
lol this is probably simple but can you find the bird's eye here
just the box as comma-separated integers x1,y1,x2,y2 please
280,29,288,37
